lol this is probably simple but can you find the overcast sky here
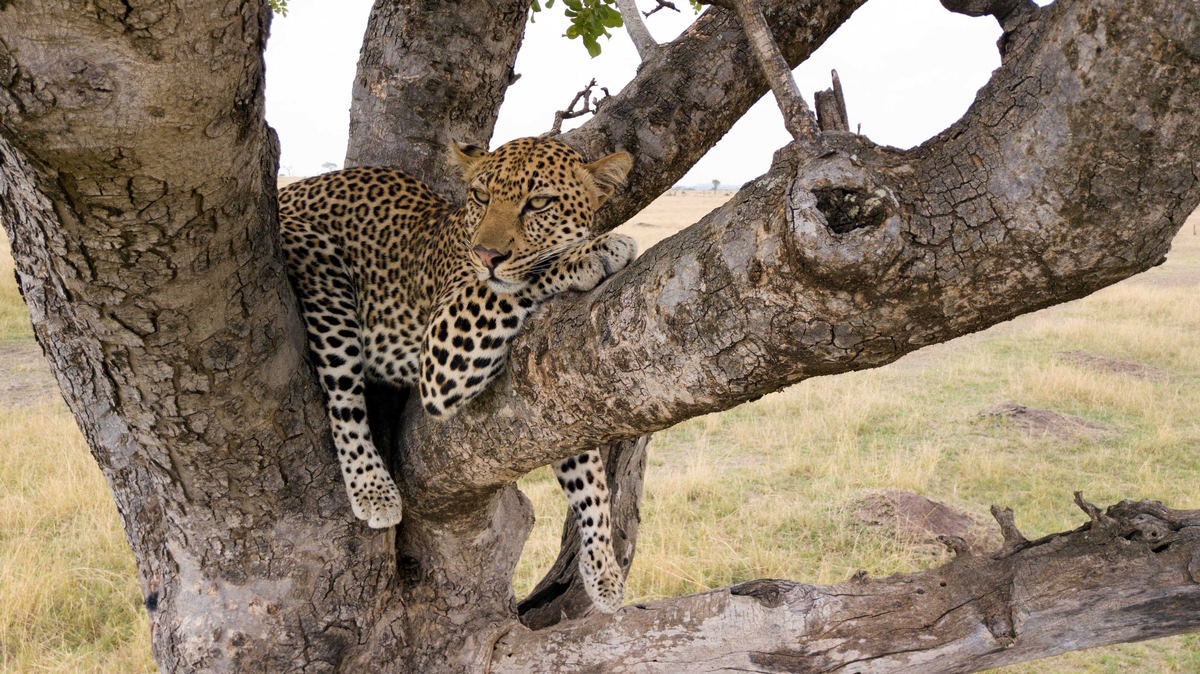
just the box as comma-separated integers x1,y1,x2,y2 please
263,0,1003,185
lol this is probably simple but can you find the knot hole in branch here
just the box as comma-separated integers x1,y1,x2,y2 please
813,186,893,234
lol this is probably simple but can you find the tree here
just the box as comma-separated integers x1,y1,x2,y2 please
1,0,1199,672
712,178,721,192
321,161,339,172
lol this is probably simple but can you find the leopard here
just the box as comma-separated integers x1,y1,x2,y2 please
277,137,636,613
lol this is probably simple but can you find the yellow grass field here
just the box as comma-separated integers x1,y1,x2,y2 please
2,197,1198,673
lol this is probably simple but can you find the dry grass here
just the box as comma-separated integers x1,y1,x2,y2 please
0,403,155,673
0,237,32,345
615,190,735,253
3,202,1200,673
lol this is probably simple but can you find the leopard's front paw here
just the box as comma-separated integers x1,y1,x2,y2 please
594,233,637,277
347,471,404,529
567,233,637,292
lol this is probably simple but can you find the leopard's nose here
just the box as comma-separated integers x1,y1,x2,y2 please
473,246,510,270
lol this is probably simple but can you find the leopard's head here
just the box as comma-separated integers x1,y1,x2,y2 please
450,137,631,294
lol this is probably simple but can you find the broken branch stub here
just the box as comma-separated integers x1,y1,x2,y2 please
814,69,850,132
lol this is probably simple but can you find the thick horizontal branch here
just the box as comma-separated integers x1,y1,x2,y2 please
493,498,1200,673
399,0,1200,518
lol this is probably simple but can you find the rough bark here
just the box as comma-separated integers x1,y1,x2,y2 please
814,70,850,132
494,498,1200,673
2,0,1199,672
343,0,531,195
398,0,1200,515
0,4,388,671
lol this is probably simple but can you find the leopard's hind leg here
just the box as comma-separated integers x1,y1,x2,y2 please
281,219,403,528
555,450,624,612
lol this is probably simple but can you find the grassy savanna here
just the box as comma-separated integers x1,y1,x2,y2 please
2,198,1198,672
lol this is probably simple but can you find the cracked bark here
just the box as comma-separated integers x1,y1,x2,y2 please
1,0,1199,672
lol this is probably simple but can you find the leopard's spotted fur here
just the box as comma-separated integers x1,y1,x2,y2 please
278,137,635,612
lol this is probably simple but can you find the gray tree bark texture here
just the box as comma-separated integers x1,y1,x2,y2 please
344,0,531,195
0,0,1198,673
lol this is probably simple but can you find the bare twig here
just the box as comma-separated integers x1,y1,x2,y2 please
546,79,610,136
643,0,679,17
731,0,820,141
615,0,659,60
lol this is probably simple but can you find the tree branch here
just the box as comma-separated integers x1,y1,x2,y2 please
615,0,660,60
561,0,870,232
398,0,1200,517
731,0,820,141
493,498,1200,673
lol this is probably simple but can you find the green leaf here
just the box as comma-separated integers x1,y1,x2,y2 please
600,7,623,28
583,34,601,58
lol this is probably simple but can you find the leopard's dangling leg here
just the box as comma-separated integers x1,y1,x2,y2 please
554,449,624,612
282,219,403,529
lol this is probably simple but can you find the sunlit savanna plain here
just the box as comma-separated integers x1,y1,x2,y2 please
2,197,1198,672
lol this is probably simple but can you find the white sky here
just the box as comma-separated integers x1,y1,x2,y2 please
264,0,1003,185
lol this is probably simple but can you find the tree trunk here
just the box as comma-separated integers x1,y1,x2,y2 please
1,0,1199,672
343,0,531,195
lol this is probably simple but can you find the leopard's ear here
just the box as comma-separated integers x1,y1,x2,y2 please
584,151,632,203
448,141,489,179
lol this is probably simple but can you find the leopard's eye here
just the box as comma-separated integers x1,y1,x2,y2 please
525,196,554,212
470,188,490,204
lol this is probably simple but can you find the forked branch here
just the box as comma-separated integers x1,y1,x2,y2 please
398,0,1200,520
546,79,610,136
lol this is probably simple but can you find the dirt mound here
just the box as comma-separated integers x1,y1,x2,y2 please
854,490,998,556
1055,350,1167,381
982,402,1113,440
